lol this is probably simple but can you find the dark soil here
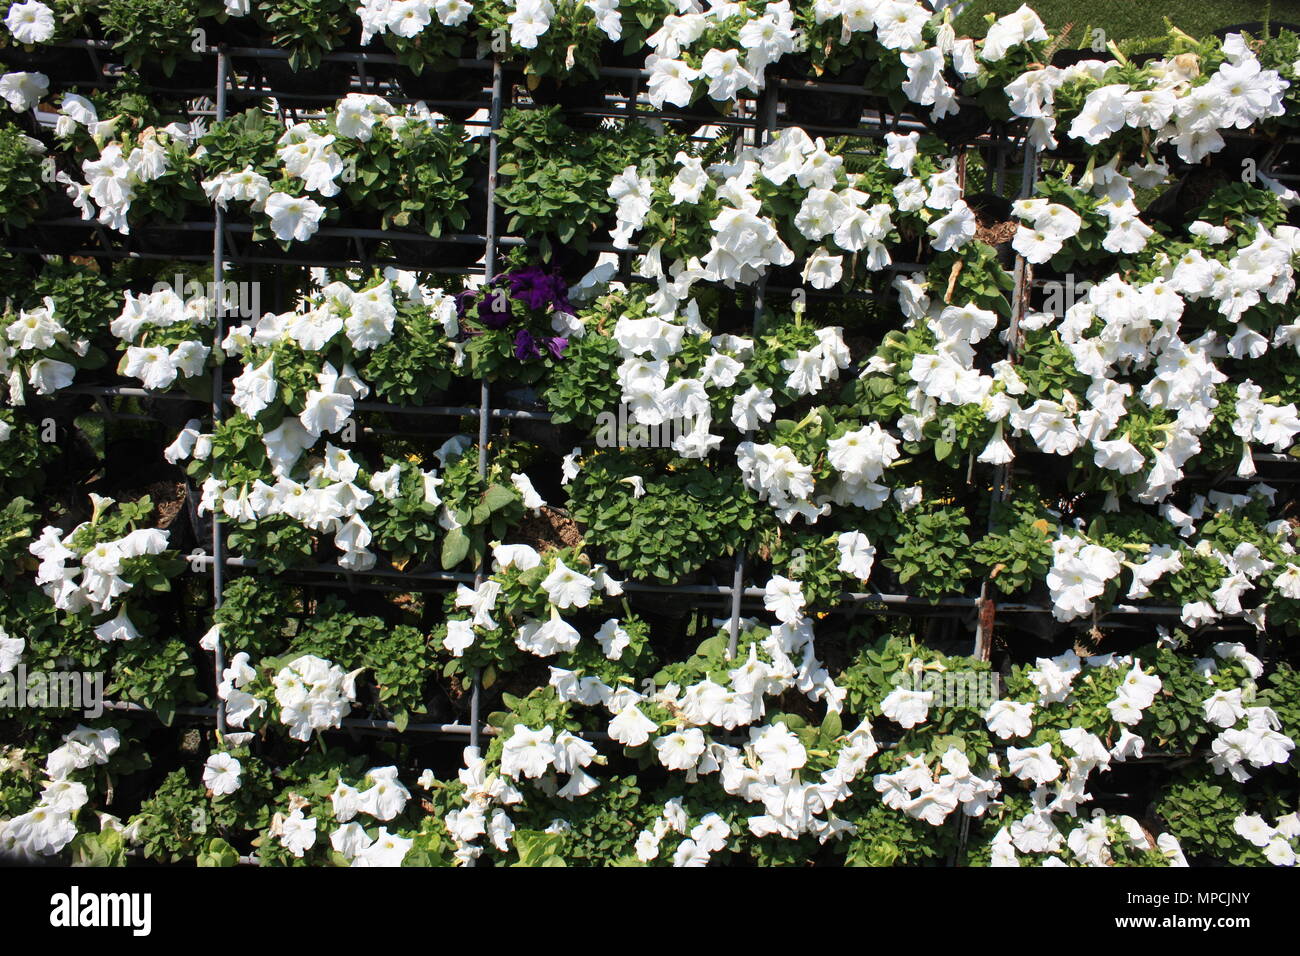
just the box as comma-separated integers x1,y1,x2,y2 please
975,219,1018,245
146,480,187,529
511,505,583,552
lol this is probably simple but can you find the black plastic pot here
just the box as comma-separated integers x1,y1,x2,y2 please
134,198,214,258
389,30,487,120
1126,51,1172,70
4,41,100,87
28,221,86,256
332,204,382,234
925,103,991,146
1209,133,1279,177
965,191,1012,222
262,58,353,109
659,90,733,134
1048,46,1122,69
254,220,353,265
1142,163,1232,232
888,219,934,269
397,65,488,121
598,37,644,71
527,73,612,129
137,222,213,258
1214,21,1300,40
766,261,804,294
218,20,352,108
350,35,405,93
138,55,219,99
509,418,586,482
781,57,870,131
507,57,634,131
547,240,601,288
30,190,86,257
0,41,54,72
716,292,755,335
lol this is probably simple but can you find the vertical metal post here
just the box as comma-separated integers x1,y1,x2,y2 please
962,138,1040,861
469,58,505,754
727,79,778,661
1003,139,1040,362
973,140,1039,661
211,49,229,734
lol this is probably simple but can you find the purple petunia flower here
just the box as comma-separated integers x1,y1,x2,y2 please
458,266,575,345
513,329,540,360
478,292,513,329
454,288,477,319
507,267,554,311
507,265,576,314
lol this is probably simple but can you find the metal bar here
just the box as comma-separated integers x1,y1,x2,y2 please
33,386,555,425
210,49,230,736
63,385,206,402
189,553,1217,617
973,139,1040,662
220,47,495,69
99,700,504,738
351,401,553,421
963,134,1040,860
98,697,1194,759
730,77,778,661
726,553,746,659
23,218,937,274
43,37,1300,145
466,58,506,758
30,218,496,243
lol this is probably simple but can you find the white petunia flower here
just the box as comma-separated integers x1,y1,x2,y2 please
203,753,242,796
264,192,326,242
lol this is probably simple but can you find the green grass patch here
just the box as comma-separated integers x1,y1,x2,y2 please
954,0,1300,48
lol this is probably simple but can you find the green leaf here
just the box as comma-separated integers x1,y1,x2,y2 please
197,837,239,867
483,484,517,513
511,830,567,867
70,830,126,867
441,527,470,569
155,700,176,727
